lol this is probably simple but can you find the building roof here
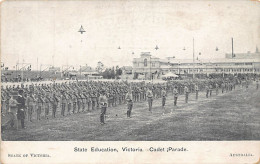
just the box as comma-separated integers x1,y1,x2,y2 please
160,58,260,64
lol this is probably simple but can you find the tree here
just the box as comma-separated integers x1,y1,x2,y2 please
96,61,104,73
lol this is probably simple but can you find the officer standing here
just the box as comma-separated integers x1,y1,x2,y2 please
215,83,219,95
209,84,213,97
195,83,199,100
172,86,178,113
184,85,189,103
16,89,26,129
161,88,167,115
256,80,259,90
99,90,108,125
147,87,153,113
125,89,133,118
205,85,209,98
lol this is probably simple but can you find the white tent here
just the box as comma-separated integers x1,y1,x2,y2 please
162,72,179,78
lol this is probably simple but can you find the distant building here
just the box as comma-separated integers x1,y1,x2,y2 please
132,49,260,79
49,66,60,72
225,46,259,59
79,65,99,76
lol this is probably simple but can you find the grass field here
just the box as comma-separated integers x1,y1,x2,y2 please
2,85,260,141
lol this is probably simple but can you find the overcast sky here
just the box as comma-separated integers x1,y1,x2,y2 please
1,0,260,70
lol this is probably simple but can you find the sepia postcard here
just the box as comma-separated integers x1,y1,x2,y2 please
1,0,260,163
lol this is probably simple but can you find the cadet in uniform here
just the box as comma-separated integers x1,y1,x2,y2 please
71,92,77,113
51,93,59,118
195,83,199,100
209,84,213,97
36,94,44,121
205,85,209,98
125,89,133,118
215,83,219,95
67,92,72,115
26,92,35,122
44,93,51,119
17,89,26,128
184,85,189,103
99,90,108,124
147,88,153,113
161,88,167,115
173,86,178,107
61,91,67,116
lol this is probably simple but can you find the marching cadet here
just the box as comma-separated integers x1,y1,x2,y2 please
125,89,133,118
36,93,44,121
26,92,35,122
17,89,26,129
51,93,59,118
99,90,108,125
215,83,219,95
184,84,189,103
195,83,199,100
147,87,153,113
205,85,209,98
256,80,259,90
61,91,67,116
44,93,51,119
161,88,167,115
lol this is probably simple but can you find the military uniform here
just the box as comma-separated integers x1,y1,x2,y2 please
17,91,26,128
36,94,44,121
26,93,35,122
147,89,153,112
205,85,209,98
161,89,166,115
184,86,189,103
125,91,133,118
61,93,67,116
173,87,178,107
99,91,108,124
51,93,59,118
195,84,199,100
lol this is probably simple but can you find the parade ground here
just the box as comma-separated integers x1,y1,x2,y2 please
2,85,260,141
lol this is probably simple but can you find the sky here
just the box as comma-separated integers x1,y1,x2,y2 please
1,0,260,70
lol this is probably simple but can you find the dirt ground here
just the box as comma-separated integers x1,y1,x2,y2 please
2,85,260,141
